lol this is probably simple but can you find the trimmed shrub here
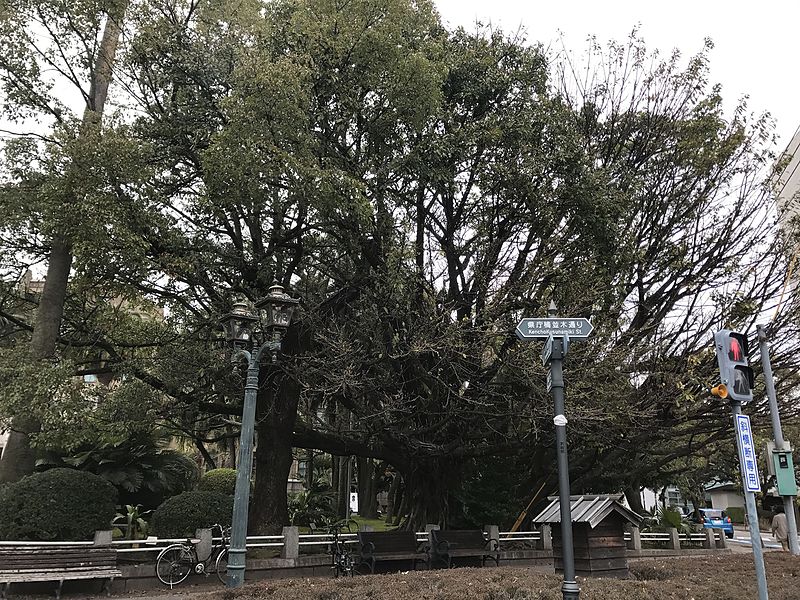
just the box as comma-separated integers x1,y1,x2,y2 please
152,491,233,538
0,468,117,540
198,468,237,496
726,506,745,524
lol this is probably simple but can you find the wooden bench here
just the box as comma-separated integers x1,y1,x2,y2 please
356,531,427,574
0,547,121,600
430,529,500,569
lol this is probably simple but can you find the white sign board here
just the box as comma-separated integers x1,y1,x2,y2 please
736,414,761,493
516,317,593,340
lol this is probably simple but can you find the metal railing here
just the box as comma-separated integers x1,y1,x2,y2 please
0,527,717,555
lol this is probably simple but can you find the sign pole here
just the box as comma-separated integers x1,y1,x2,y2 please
756,325,799,555
732,403,769,600
547,303,579,600
516,301,592,600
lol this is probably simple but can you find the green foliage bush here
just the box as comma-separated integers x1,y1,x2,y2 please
288,490,337,527
726,506,745,524
198,468,237,496
0,468,117,540
151,491,233,538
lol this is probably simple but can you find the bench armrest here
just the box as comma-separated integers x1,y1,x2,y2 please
435,540,452,554
360,541,376,556
485,538,499,552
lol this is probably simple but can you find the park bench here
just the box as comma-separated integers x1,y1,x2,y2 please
356,531,427,574
0,546,121,600
430,529,500,569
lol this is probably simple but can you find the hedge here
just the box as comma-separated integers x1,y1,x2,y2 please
725,506,745,524
198,468,237,496
0,468,117,541
151,490,233,538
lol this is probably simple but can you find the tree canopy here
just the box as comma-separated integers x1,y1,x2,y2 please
1,0,797,531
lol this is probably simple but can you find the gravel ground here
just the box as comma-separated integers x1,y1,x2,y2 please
7,554,800,600
206,553,800,600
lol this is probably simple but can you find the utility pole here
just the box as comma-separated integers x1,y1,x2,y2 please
757,324,799,555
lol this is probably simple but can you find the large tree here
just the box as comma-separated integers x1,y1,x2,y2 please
2,1,797,532
0,0,129,482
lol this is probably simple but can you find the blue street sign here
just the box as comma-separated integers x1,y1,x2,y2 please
736,414,761,493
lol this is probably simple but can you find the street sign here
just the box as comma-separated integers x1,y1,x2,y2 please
736,414,761,493
516,317,593,340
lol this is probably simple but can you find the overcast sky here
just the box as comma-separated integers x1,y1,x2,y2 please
435,0,800,151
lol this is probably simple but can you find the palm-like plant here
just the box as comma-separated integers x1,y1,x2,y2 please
37,432,199,508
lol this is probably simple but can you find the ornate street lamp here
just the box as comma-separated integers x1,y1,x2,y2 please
219,283,299,589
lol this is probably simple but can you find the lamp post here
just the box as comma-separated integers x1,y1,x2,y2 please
219,283,299,589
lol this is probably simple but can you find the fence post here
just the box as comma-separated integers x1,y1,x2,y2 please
281,526,299,560
715,529,727,549
425,524,439,549
667,527,680,551
93,530,112,547
195,528,213,562
703,528,715,549
626,525,641,551
537,524,552,551
483,525,499,549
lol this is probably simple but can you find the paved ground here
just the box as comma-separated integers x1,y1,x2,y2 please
727,525,786,552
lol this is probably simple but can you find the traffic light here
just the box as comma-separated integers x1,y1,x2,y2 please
712,329,754,404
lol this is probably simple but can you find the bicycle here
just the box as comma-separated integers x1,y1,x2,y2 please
155,523,230,588
328,520,356,577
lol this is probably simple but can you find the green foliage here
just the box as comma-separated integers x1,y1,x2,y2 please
198,468,237,496
0,468,117,540
37,433,199,509
453,457,529,529
643,506,692,535
151,491,233,538
726,506,745,524
112,504,151,540
287,489,337,528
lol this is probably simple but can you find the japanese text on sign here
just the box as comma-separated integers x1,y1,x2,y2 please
736,414,761,493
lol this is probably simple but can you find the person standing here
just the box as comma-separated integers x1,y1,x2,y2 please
771,506,789,551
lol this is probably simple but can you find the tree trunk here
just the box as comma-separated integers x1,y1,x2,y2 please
336,456,349,517
385,471,400,523
304,448,314,490
357,457,377,519
250,375,300,535
0,4,128,484
624,485,645,515
403,458,460,530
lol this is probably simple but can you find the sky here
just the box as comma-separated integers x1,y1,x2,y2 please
435,0,800,151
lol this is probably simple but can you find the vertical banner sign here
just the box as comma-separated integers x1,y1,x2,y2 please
736,414,761,493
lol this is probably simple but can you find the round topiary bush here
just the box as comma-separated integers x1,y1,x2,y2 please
151,491,233,538
0,468,118,541
198,468,237,496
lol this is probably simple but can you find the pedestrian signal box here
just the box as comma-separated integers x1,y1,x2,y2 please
713,330,754,404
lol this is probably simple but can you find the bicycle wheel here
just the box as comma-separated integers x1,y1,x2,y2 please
156,544,194,587
215,547,229,585
341,551,355,577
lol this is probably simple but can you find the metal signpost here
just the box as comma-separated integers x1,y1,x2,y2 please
516,301,592,600
756,325,800,555
732,408,769,600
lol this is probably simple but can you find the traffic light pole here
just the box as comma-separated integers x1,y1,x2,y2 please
731,401,769,600
756,325,800,555
547,335,580,600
